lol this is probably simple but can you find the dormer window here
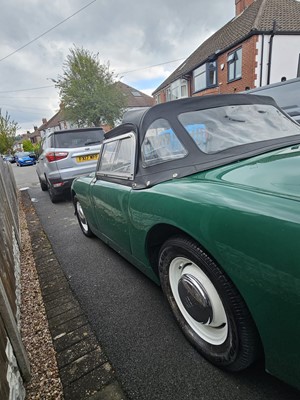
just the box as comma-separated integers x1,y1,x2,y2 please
166,79,188,101
193,61,217,93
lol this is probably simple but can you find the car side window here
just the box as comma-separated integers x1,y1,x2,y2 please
97,132,135,180
141,118,187,166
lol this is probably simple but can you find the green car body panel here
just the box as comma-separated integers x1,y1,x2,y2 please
73,145,300,390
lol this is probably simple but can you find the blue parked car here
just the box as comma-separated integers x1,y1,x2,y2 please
15,152,36,167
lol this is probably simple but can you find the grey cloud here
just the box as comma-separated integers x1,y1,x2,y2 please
0,0,233,132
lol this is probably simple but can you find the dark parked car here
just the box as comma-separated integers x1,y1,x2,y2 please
71,94,300,391
28,152,38,161
36,127,105,203
15,151,36,167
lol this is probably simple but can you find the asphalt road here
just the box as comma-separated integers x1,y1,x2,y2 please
13,164,300,400
11,161,40,190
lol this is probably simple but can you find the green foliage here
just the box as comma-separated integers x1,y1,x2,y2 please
55,46,126,127
0,109,19,154
22,139,34,152
33,142,41,155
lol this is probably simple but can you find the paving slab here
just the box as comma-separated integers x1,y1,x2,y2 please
51,315,89,338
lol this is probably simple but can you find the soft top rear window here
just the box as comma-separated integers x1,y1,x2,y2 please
141,118,187,166
178,104,300,154
53,129,104,149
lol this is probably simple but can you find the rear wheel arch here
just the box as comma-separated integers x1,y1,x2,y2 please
38,173,47,191
45,175,61,203
71,189,76,202
146,224,198,277
73,195,94,237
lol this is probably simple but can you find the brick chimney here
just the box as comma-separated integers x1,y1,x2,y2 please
235,0,255,16
42,118,47,125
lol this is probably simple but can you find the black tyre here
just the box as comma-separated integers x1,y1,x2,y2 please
74,196,94,237
47,180,61,203
158,235,261,372
39,177,48,192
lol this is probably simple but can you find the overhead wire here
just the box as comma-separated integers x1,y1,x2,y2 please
0,0,184,128
0,85,55,94
0,57,185,94
119,58,185,75
0,0,185,119
0,0,97,63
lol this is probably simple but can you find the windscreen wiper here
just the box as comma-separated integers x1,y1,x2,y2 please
84,140,101,145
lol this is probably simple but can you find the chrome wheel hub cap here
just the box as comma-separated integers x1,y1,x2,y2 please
169,257,228,345
178,274,213,324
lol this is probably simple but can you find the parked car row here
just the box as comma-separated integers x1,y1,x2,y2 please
1,151,37,165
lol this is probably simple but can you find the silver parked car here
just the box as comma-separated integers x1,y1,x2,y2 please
36,127,104,203
247,77,300,124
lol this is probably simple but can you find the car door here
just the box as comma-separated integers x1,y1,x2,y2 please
90,130,136,256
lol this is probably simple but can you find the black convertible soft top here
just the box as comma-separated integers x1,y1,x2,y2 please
104,94,300,189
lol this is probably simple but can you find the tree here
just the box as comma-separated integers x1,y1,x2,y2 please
55,46,126,127
22,139,34,152
0,109,19,154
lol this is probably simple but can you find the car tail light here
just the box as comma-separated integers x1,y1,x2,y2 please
46,152,68,162
53,182,64,188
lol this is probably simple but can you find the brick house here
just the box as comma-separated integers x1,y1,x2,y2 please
153,0,300,102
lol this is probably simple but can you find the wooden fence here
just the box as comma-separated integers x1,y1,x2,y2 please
0,157,30,400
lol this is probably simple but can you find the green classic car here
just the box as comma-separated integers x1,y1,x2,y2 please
71,94,300,390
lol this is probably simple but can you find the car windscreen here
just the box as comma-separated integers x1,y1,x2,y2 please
53,129,104,148
178,104,300,154
16,152,30,157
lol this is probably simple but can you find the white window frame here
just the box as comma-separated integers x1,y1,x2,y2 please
227,47,242,82
166,79,188,102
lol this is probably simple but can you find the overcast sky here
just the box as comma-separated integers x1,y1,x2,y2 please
0,0,234,134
